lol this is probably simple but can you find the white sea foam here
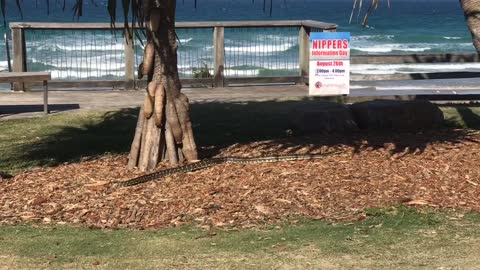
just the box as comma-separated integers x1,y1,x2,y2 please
224,43,295,53
224,69,260,77
178,62,298,72
29,40,123,52
352,42,475,54
180,68,260,77
178,64,194,70
352,44,432,53
351,35,395,41
443,36,462,40
56,43,124,51
47,69,124,80
179,38,193,44
351,63,480,75
257,34,297,42
28,62,480,79
29,54,125,70
39,61,479,79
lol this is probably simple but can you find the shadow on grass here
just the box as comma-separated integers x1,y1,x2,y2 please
0,104,81,116
440,104,480,129
14,99,479,169
12,109,139,169
455,105,480,129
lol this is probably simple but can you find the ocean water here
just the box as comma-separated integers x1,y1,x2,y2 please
0,0,477,80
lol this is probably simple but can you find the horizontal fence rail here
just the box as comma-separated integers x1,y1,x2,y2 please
7,21,480,91
9,20,337,90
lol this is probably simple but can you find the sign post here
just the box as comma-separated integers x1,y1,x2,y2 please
309,32,350,96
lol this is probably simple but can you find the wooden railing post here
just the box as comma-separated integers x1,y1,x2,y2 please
213,26,225,88
11,26,26,91
299,25,310,85
124,29,135,90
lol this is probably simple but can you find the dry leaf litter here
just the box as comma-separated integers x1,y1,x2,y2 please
1,130,480,229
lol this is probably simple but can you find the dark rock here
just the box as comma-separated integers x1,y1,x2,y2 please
350,99,444,130
289,101,358,134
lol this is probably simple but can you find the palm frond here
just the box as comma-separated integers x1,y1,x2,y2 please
1,0,6,26
107,0,116,28
0,0,24,26
362,0,379,26
15,0,23,18
121,0,130,35
350,0,387,27
349,0,358,24
72,0,83,18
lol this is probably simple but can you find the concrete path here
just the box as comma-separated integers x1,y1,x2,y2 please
0,85,312,120
1,78,480,120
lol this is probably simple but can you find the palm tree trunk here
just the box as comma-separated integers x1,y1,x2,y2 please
460,0,480,53
128,0,198,171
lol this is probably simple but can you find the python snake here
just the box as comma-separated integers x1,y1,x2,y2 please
115,151,341,187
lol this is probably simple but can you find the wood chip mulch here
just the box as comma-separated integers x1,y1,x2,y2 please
1,129,480,230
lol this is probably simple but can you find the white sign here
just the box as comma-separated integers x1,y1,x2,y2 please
309,32,350,96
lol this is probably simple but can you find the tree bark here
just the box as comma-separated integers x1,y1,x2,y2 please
460,0,480,53
128,0,198,171
127,107,146,169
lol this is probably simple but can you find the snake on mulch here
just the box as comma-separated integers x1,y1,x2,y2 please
115,150,341,187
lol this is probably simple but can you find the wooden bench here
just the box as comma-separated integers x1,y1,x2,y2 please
0,72,52,114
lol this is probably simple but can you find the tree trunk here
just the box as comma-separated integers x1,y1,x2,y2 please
128,0,198,171
460,0,480,53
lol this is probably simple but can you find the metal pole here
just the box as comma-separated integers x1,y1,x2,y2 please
43,80,49,114
4,32,13,90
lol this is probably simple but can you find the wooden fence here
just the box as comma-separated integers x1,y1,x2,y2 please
9,20,337,91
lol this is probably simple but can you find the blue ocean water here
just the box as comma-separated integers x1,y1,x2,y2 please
0,0,476,80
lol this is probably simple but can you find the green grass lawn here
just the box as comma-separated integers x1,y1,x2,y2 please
0,110,137,175
1,102,480,269
1,207,480,269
